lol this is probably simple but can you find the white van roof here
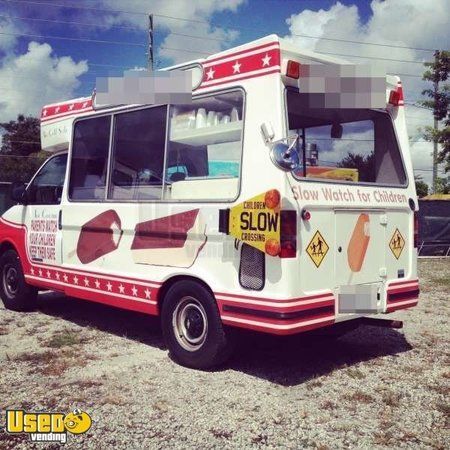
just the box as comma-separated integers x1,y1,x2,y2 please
40,34,403,152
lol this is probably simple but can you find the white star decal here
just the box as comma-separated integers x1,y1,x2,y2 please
95,279,100,289
55,272,61,281
131,286,138,297
38,269,43,277
46,270,51,278
42,109,47,116
73,276,79,285
144,288,151,299
106,281,113,291
30,268,35,275
82,102,88,108
69,104,75,110
232,61,241,74
118,284,125,294
84,277,90,286
63,274,68,282
262,53,272,67
55,106,60,113
206,67,215,80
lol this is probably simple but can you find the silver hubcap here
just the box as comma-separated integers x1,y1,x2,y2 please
172,296,208,352
3,264,19,298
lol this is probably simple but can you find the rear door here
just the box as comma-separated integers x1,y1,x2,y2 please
335,209,386,286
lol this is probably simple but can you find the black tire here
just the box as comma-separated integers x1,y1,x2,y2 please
161,280,234,370
0,249,37,311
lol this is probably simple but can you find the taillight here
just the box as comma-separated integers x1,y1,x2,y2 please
389,81,404,106
414,211,419,248
280,210,297,258
286,60,300,79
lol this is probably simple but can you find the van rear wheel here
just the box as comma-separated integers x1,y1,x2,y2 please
0,249,37,311
161,280,234,369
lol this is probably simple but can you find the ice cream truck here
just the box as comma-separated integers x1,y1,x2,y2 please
0,35,419,369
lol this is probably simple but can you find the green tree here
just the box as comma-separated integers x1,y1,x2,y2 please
421,51,450,178
337,151,375,182
414,175,429,198
435,176,450,194
0,114,41,155
0,114,45,182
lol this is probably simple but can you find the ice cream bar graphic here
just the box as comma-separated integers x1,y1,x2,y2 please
131,209,206,268
347,213,370,272
76,210,123,264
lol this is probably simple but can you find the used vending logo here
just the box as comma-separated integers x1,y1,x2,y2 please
5,408,92,444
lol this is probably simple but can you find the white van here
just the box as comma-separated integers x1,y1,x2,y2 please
0,35,419,368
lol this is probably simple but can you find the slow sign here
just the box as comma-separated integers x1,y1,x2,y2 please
227,189,281,256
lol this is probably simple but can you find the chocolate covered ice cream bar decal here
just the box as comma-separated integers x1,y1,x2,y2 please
76,210,123,264
131,209,206,268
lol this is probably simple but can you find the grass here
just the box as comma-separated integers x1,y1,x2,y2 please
382,390,401,407
152,399,170,413
210,429,233,439
43,329,89,348
343,390,375,404
16,347,92,377
345,368,366,380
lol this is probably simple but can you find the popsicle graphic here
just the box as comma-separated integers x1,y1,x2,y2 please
76,210,123,264
131,209,207,268
347,213,370,272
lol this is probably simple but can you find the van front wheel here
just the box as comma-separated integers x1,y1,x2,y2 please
161,280,234,369
0,249,37,311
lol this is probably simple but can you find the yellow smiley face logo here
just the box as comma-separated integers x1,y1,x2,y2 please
63,409,92,434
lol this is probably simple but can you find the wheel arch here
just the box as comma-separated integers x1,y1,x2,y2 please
157,275,216,314
0,240,18,258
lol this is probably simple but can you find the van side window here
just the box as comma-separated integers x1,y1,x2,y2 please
287,90,407,186
27,153,68,205
164,91,244,201
69,116,111,200
109,106,167,200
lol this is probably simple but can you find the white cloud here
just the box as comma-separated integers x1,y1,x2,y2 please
92,0,245,64
284,0,449,187
0,42,88,122
0,17,20,52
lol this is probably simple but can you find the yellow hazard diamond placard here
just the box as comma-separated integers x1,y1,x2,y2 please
389,228,405,259
306,230,329,268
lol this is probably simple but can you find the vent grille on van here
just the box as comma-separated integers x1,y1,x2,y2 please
239,243,265,291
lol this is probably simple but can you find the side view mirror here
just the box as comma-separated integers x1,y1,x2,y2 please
270,136,300,172
10,182,28,204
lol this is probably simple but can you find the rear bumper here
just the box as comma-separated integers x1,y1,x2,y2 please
216,291,335,335
385,278,419,312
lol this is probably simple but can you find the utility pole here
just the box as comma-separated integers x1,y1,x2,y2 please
432,50,439,193
148,14,154,71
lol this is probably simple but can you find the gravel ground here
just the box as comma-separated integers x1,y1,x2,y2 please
0,259,449,449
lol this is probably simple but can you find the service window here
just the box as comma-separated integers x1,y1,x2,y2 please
164,91,244,201
27,153,68,205
287,90,407,185
109,106,167,200
69,116,111,201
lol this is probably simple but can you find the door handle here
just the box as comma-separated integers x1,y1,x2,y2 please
58,210,62,230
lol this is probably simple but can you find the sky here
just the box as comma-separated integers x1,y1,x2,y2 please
0,0,449,185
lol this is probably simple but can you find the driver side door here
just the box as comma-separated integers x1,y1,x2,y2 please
24,153,68,267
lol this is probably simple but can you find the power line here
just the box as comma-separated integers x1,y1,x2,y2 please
0,30,147,47
0,0,147,16
0,13,143,31
315,50,426,65
1,0,443,54
153,13,437,53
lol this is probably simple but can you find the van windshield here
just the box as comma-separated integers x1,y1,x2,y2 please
286,90,407,186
